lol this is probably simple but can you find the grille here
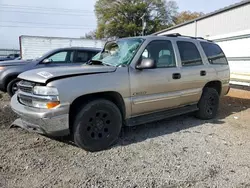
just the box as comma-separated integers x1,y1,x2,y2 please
18,95,33,107
18,80,35,94
17,80,36,107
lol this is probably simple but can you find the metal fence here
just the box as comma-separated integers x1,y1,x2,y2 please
0,49,20,57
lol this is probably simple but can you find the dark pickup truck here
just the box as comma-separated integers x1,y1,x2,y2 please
0,47,101,96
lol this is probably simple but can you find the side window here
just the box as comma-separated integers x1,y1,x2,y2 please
75,51,90,63
177,41,203,66
91,52,98,58
47,51,70,63
200,42,228,65
141,40,176,68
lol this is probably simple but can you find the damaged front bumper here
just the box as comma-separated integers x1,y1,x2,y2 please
10,94,70,136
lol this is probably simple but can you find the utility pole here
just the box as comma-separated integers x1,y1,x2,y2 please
140,13,146,36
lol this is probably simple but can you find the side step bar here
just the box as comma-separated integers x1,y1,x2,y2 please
126,104,198,127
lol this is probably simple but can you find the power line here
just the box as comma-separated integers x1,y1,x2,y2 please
0,4,94,13
0,9,95,16
1,21,96,27
0,25,95,30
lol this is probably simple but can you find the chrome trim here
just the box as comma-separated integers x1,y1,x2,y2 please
17,91,59,101
133,95,179,105
18,82,34,88
17,80,35,94
133,88,202,105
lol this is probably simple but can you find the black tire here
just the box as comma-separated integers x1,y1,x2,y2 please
7,78,20,97
73,99,122,152
196,88,220,120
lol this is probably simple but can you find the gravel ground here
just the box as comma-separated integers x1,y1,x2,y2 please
0,88,250,188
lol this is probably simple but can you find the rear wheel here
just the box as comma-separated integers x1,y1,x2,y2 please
7,78,20,97
73,99,122,152
196,88,219,120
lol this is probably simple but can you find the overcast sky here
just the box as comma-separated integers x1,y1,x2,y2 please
0,0,240,49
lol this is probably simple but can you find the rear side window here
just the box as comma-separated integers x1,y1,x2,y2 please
177,41,203,66
75,51,96,63
201,42,228,65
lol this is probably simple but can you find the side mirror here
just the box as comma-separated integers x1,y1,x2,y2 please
42,59,52,63
136,58,156,70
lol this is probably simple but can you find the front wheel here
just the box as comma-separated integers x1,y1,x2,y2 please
73,99,122,152
7,78,20,97
196,88,220,120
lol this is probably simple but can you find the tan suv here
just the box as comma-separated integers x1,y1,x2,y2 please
11,34,230,151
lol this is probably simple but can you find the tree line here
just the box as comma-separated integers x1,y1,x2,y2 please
84,0,204,39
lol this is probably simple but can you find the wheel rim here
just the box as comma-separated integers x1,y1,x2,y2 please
12,82,19,94
86,111,111,140
207,96,216,115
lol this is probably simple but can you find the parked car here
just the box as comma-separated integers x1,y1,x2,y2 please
11,34,230,152
0,53,20,62
0,47,101,96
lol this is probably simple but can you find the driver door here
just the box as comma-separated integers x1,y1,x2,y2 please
129,40,182,116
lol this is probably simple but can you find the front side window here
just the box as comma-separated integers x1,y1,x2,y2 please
141,40,176,68
92,38,144,67
47,51,71,63
177,41,203,66
201,42,228,65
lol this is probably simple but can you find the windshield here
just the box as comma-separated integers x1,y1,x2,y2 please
92,38,144,67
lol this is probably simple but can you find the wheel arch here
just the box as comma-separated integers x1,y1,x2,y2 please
203,80,222,96
69,91,126,133
4,74,19,90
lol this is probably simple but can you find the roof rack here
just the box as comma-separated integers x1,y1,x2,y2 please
163,33,213,42
164,33,182,37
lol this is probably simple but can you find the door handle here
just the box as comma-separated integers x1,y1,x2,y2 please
200,70,206,76
172,73,181,79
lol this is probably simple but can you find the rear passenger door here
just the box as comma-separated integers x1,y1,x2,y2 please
176,41,208,106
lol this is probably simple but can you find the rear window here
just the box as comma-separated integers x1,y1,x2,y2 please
200,42,228,65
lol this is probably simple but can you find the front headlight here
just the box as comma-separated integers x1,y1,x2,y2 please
33,86,59,96
32,100,60,109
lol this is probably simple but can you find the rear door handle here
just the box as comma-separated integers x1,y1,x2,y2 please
200,70,206,76
172,73,181,79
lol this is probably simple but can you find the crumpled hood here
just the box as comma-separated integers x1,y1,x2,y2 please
18,65,117,83
0,59,31,66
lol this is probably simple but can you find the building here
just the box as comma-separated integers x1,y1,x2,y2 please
155,0,250,86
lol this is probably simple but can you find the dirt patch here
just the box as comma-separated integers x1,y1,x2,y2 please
0,89,250,187
0,93,18,128
0,106,18,128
